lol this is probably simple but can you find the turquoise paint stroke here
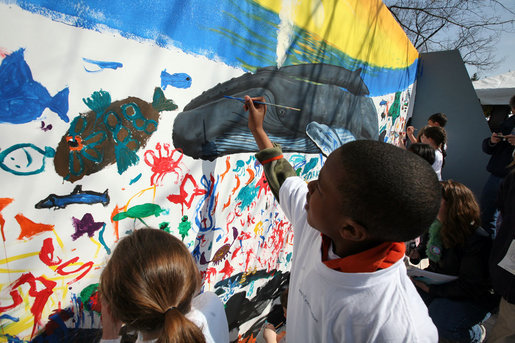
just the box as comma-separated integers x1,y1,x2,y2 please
0,143,55,176
98,223,111,254
236,180,259,210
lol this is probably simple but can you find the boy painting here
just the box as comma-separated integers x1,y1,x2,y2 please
245,96,440,342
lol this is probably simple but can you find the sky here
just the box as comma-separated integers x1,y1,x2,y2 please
465,0,514,79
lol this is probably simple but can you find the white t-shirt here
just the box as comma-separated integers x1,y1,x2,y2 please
432,149,443,180
100,291,229,343
280,177,438,343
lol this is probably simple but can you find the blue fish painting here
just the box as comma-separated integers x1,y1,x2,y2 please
82,58,123,73
0,48,69,124
0,143,55,176
160,70,192,90
35,185,110,209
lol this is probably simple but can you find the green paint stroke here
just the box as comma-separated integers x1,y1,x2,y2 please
159,221,171,233
113,203,164,222
80,283,100,312
178,215,191,241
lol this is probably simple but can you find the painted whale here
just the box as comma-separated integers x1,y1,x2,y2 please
172,63,378,160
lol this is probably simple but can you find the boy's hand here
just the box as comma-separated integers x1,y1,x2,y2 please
245,96,267,133
244,95,273,150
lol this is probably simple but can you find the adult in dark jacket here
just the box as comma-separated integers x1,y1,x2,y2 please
488,163,515,343
409,180,499,342
479,95,515,236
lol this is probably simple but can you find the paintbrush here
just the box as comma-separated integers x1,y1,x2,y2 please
223,95,301,112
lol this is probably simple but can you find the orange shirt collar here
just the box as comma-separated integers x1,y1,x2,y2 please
321,234,406,273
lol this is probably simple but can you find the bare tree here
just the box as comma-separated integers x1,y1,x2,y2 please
384,0,514,72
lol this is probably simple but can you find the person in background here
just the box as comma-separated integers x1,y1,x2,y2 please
408,143,436,166
99,228,229,343
419,126,447,180
409,180,499,343
479,94,515,237
245,95,440,342
406,112,448,144
488,156,515,343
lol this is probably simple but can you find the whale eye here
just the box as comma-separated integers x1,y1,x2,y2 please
68,140,79,148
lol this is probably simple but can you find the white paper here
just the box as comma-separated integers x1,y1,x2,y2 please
498,239,515,276
407,265,458,285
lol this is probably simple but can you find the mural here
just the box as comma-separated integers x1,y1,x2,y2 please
0,0,417,341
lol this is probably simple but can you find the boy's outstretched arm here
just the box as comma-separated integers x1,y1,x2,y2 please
245,95,273,150
244,95,296,203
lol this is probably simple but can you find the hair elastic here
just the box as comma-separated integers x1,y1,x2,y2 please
164,306,177,315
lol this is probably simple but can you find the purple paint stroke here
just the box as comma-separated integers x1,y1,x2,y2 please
71,213,104,240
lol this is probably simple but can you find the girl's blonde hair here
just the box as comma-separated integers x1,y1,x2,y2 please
439,180,480,248
100,228,205,343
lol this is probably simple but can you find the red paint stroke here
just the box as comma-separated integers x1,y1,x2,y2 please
231,175,241,194
144,143,183,186
245,248,254,271
167,173,207,214
15,214,54,240
219,260,234,280
39,238,62,266
89,291,101,312
55,257,94,285
0,198,14,241
245,167,255,185
231,246,241,260
203,267,217,284
220,157,231,181
0,272,57,338
111,205,123,242
255,173,270,199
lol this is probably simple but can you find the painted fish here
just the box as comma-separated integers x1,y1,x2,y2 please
35,185,109,209
54,87,178,182
172,63,377,160
0,143,55,176
0,48,69,124
82,57,123,72
161,70,192,89
113,203,164,227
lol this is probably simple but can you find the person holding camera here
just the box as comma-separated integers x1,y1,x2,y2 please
479,95,515,237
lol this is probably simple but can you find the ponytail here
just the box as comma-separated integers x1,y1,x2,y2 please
158,307,206,343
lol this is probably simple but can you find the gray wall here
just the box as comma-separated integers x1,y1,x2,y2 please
411,50,491,198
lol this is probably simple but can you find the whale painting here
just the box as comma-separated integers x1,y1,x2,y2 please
173,63,378,160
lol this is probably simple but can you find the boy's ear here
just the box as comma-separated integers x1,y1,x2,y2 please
338,218,368,242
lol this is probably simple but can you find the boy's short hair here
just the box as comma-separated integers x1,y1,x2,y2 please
510,94,515,109
336,140,441,242
428,112,448,127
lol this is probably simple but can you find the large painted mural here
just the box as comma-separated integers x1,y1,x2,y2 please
0,0,418,341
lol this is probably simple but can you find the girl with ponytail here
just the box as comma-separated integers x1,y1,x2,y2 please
419,126,447,180
99,228,229,343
